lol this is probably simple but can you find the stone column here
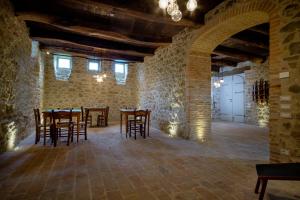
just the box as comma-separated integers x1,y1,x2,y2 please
185,51,211,141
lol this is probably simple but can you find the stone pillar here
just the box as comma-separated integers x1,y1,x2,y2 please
185,52,211,141
271,1,300,163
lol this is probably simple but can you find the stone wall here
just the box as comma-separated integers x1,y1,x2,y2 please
137,29,193,138
43,55,138,122
245,61,269,127
0,0,43,152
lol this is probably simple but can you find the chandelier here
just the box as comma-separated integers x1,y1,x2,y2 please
158,0,197,22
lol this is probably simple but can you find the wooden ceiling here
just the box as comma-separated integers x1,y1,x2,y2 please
11,0,269,66
212,23,269,71
10,0,224,62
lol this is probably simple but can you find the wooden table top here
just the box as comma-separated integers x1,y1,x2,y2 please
42,109,81,113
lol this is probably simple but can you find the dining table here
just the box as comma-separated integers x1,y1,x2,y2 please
42,109,81,142
85,107,109,127
120,109,151,137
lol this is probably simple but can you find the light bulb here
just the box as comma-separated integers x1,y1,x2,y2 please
186,0,197,12
159,0,168,9
220,79,224,83
171,9,182,22
167,2,178,15
46,51,50,55
103,74,107,78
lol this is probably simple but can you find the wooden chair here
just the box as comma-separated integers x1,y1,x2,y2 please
97,106,109,127
81,106,92,127
33,108,51,145
51,109,74,147
77,109,89,140
127,109,148,139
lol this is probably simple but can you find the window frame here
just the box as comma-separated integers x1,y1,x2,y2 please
87,59,101,72
56,55,72,69
114,62,128,85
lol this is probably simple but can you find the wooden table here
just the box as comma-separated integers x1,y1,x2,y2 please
42,109,81,142
120,109,151,137
85,107,108,127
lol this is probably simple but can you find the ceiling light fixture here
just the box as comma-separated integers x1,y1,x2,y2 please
159,0,197,22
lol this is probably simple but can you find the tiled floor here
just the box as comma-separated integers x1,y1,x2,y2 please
0,121,299,200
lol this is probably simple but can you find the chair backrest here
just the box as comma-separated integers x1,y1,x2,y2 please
33,108,41,128
81,106,84,121
134,109,148,125
51,109,73,129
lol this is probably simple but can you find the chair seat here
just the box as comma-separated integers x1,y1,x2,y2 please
56,122,74,128
129,119,144,125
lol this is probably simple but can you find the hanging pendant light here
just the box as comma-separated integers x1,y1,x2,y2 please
159,0,168,9
186,0,197,12
167,2,179,15
171,9,182,22
158,0,198,22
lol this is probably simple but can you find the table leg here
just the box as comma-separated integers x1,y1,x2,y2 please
125,114,129,136
147,113,150,136
77,115,80,142
43,115,46,145
255,178,260,194
120,112,122,135
259,179,268,200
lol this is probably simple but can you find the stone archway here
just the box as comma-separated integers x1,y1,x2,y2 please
185,0,291,162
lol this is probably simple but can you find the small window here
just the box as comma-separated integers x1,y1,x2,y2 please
114,62,128,85
88,60,100,71
58,57,71,69
53,55,72,80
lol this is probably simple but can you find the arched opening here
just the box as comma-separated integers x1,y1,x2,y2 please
186,0,281,162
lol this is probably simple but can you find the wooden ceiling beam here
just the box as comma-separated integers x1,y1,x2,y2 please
27,22,156,55
34,38,153,57
225,37,268,50
17,12,171,47
213,46,264,62
55,0,196,27
211,59,237,67
40,45,144,62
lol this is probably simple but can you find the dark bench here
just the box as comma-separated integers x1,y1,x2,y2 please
254,163,300,200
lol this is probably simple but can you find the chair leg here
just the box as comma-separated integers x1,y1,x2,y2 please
259,179,268,200
67,129,70,146
134,125,136,140
255,178,260,194
35,128,39,144
53,129,57,147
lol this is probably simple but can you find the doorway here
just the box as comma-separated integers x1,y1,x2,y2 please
220,74,245,122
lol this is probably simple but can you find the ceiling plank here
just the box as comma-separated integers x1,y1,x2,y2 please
34,38,153,57
213,46,264,62
17,12,171,47
211,59,237,67
55,0,197,27
224,37,268,50
27,22,156,55
40,45,144,62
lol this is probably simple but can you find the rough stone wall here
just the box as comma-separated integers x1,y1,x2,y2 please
277,0,300,163
0,0,43,152
137,29,194,138
43,55,138,122
245,61,269,127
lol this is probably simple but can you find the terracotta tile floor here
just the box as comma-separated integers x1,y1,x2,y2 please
0,121,299,200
